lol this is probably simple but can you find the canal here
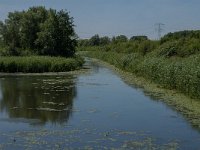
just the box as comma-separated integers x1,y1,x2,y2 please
0,58,200,149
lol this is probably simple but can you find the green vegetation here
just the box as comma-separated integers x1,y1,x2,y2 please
0,56,83,73
0,6,76,57
79,30,200,100
78,34,159,55
0,7,84,73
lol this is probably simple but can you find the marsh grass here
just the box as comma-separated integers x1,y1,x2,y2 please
84,51,200,100
0,56,84,73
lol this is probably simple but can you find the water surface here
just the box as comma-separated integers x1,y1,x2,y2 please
0,58,200,149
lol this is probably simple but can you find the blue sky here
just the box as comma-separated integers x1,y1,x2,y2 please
0,0,200,39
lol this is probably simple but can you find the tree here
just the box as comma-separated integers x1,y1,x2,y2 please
3,11,22,48
1,11,23,55
89,34,100,46
112,35,128,43
0,7,76,57
0,21,4,45
100,36,110,45
56,10,77,56
35,9,59,55
20,6,48,50
78,39,90,47
130,36,148,41
36,9,77,57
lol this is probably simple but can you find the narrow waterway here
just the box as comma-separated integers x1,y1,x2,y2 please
0,58,200,149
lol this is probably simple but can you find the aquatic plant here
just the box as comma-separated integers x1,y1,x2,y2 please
0,56,84,73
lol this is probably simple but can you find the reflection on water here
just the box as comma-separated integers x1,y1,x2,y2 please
0,75,77,124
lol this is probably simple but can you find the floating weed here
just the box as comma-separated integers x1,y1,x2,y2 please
11,107,20,110
110,112,119,119
42,102,66,106
161,142,179,150
90,96,100,99
122,141,144,149
0,128,180,150
83,146,93,150
32,83,38,85
36,107,64,112
58,103,65,106
108,138,117,142
55,89,65,92
43,93,50,95
121,138,179,150
117,131,137,136
87,108,99,113
81,119,90,123
42,101,58,105
0,144,3,149
87,140,99,144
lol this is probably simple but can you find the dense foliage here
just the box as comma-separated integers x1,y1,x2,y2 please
78,34,159,55
79,30,200,57
80,30,200,99
78,34,111,47
158,30,200,57
0,56,83,73
0,6,76,57
161,30,200,43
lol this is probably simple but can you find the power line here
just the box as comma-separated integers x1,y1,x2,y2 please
155,23,165,39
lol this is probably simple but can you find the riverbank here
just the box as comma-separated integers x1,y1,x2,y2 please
0,56,84,73
83,55,200,128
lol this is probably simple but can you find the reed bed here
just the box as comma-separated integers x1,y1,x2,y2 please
0,56,84,73
85,51,200,99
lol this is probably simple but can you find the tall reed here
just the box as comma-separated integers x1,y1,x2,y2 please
0,56,84,73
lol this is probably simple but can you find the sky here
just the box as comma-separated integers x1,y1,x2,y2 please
0,0,200,39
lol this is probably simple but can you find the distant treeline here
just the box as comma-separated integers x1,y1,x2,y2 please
78,34,148,47
78,30,200,57
0,6,77,57
81,30,200,99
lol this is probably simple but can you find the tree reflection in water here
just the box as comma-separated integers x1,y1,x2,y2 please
0,75,77,125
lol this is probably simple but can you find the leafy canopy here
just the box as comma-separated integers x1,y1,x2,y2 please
0,6,77,57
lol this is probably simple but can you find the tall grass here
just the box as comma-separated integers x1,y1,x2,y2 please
0,56,84,73
85,51,200,99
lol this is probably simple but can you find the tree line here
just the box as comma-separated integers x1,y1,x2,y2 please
78,34,156,55
79,30,200,57
0,6,76,57
78,34,148,47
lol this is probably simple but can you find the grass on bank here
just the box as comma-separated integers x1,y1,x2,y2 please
83,51,200,100
0,56,84,73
